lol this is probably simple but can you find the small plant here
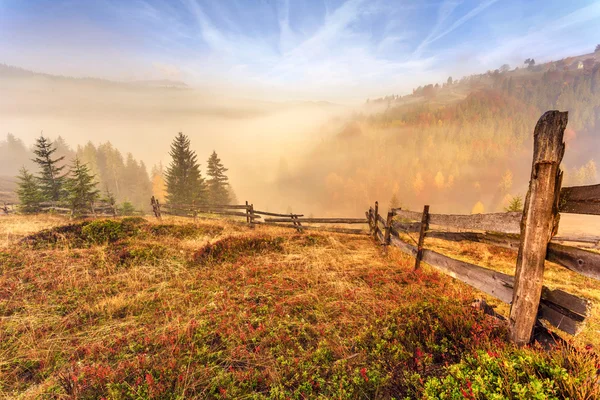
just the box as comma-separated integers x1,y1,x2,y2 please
423,344,600,399
117,201,137,216
505,194,524,212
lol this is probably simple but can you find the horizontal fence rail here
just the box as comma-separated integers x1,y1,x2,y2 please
559,184,600,215
2,200,117,217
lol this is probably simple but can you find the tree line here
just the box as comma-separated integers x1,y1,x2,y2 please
12,131,236,215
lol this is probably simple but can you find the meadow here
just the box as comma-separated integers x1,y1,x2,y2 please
1,214,599,399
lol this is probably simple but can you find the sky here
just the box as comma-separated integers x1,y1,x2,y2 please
1,0,600,102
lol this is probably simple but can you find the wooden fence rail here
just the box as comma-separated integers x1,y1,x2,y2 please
2,200,117,217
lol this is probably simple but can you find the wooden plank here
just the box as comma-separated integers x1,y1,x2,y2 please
559,184,600,215
421,249,515,303
538,304,583,335
415,205,430,270
392,221,421,233
389,234,417,257
257,222,368,235
510,110,568,345
546,243,600,281
373,201,379,240
393,209,521,234
163,203,249,210
264,218,367,224
387,235,590,335
540,286,590,318
253,210,304,218
384,211,393,246
425,231,521,250
392,209,422,221
424,230,600,281
376,229,385,244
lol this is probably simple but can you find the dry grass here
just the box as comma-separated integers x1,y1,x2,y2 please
0,214,598,398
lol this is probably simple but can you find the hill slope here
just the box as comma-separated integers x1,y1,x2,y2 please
1,215,598,398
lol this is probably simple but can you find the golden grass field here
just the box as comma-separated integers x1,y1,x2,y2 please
0,214,599,399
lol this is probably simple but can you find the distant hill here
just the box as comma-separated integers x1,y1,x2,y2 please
285,50,600,215
0,63,189,90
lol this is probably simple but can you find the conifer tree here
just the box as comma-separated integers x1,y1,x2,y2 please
32,135,66,202
504,195,523,212
64,157,100,215
16,167,42,213
206,151,230,205
165,132,206,205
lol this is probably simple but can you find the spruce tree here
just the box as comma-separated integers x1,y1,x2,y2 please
64,157,100,216
206,151,230,205
16,167,43,213
165,132,206,205
32,135,66,202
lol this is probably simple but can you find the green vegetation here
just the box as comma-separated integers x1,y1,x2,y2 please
206,150,231,205
1,215,598,398
165,132,207,206
64,157,100,216
504,195,524,212
15,167,42,213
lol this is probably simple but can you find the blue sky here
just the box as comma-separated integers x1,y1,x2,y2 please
1,0,600,101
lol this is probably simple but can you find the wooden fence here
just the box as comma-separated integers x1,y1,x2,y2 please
367,111,600,344
150,196,369,234
1,200,117,218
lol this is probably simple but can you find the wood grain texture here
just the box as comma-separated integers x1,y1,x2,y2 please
559,184,600,215
510,110,567,345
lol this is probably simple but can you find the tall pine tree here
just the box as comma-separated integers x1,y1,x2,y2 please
64,157,100,216
32,135,66,202
165,133,206,205
16,167,43,213
206,151,230,205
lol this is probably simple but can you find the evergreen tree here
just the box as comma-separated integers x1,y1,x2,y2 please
206,151,230,205
16,167,43,213
32,135,66,202
64,157,100,215
504,195,524,212
165,132,206,205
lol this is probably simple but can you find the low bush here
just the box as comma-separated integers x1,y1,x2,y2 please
423,344,600,399
191,235,285,264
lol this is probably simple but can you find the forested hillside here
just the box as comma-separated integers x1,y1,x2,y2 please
285,53,600,216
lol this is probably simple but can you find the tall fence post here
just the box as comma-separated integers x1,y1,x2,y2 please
373,201,379,240
245,201,250,225
509,111,567,345
250,203,255,229
414,205,430,270
384,210,393,251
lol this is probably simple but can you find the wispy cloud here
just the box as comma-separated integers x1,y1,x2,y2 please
2,0,600,101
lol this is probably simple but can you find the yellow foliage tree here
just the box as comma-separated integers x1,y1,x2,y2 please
152,172,167,202
471,201,485,214
413,173,424,194
434,171,445,189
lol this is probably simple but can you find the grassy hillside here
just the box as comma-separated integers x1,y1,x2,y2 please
1,215,598,398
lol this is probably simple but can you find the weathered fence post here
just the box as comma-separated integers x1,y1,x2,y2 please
414,205,430,270
373,201,379,240
250,203,255,229
245,201,250,225
383,210,394,252
509,111,567,345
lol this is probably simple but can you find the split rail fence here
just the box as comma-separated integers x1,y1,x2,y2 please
1,200,117,218
150,196,369,235
367,111,600,344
